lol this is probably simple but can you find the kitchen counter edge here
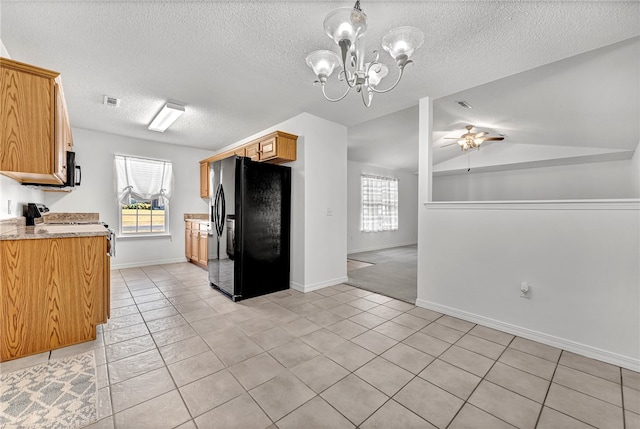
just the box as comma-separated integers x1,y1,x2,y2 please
0,224,109,240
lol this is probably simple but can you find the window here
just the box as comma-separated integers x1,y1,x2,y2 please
361,174,399,232
115,155,173,236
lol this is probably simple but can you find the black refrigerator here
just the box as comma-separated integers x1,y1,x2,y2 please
208,156,291,301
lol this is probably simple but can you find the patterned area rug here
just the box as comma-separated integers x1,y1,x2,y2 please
0,351,97,429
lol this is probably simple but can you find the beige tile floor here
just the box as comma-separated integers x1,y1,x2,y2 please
2,262,639,429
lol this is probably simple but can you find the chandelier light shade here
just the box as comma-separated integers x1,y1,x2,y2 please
305,50,342,82
382,26,425,61
324,7,368,45
305,0,424,107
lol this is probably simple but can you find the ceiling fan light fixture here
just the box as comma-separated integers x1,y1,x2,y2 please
447,125,505,152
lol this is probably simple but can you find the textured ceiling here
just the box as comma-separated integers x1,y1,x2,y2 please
1,1,639,172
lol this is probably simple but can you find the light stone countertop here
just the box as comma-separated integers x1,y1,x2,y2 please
0,224,109,241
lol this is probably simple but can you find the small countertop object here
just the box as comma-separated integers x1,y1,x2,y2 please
184,213,208,220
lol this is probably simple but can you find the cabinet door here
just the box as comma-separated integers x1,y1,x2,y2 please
0,64,55,177
199,161,209,198
53,81,68,183
105,246,111,321
234,147,246,157
245,142,260,161
191,230,199,260
197,232,208,266
185,222,192,259
259,136,277,161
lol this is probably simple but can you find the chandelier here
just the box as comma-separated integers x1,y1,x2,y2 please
305,1,424,107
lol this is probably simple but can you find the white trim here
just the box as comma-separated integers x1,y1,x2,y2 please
424,199,640,210
290,276,349,293
116,233,172,240
111,257,189,270
415,298,640,372
347,242,417,255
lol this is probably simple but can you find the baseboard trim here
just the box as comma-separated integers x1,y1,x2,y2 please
291,276,350,293
111,257,191,270
415,298,640,372
348,242,417,255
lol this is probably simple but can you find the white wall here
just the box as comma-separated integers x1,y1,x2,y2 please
347,160,418,253
433,154,640,201
44,128,211,268
0,175,44,220
632,143,640,198
417,98,640,370
418,203,639,369
211,113,348,291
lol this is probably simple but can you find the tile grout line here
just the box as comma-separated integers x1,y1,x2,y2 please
532,349,561,429
443,329,516,429
620,366,626,429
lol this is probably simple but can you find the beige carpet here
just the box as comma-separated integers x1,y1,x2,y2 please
0,351,98,429
346,245,417,304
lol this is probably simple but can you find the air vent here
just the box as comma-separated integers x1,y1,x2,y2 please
103,95,121,107
455,100,472,109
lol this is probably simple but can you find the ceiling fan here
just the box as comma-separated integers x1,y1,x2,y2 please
441,125,505,152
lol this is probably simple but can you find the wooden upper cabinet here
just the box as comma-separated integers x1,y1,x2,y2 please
199,161,209,198
245,142,260,161
200,130,297,166
0,57,72,184
198,131,297,196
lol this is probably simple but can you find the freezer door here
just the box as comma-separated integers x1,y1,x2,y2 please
235,157,291,300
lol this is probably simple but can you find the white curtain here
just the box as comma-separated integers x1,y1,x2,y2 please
361,174,399,232
115,155,173,205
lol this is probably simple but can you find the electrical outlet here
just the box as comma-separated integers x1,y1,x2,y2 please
326,208,333,216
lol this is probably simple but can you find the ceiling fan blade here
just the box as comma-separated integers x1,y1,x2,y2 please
480,137,505,141
473,131,488,138
443,137,460,139
440,142,458,148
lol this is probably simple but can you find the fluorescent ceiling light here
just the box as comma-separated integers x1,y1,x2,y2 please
148,103,185,132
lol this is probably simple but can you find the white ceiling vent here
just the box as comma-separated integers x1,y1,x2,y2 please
103,95,121,107
455,100,472,109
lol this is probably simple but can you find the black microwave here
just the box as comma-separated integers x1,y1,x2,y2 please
23,151,81,188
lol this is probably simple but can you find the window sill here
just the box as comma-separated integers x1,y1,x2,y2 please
116,233,172,240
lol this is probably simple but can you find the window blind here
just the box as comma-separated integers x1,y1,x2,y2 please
361,174,399,232
115,155,174,205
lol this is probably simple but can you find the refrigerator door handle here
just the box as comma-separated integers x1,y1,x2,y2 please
213,184,225,238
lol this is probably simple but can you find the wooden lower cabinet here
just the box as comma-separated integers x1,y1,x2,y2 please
0,235,110,362
185,220,208,269
185,221,192,259
197,231,208,266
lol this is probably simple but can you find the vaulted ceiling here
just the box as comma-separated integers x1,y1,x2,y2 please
2,1,639,173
